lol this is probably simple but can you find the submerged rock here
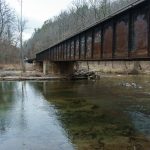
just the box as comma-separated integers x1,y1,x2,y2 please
120,82,142,89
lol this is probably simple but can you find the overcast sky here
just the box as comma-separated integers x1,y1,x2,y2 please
6,0,72,40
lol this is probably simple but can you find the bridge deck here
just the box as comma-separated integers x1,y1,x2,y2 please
36,0,150,62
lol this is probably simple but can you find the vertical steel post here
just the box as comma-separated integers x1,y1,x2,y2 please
57,46,59,61
69,40,71,60
53,49,54,61
91,29,94,59
67,41,68,60
49,48,50,61
51,47,54,60
57,44,60,60
101,25,104,59
61,44,63,60
112,18,116,58
74,38,76,60
55,46,57,61
54,47,56,61
62,43,64,60
85,32,87,59
64,42,66,60
59,45,61,61
147,0,150,57
128,10,133,58
79,34,81,60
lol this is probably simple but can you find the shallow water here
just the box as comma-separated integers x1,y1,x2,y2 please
0,76,150,150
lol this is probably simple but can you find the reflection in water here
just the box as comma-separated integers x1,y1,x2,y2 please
0,77,150,150
0,81,75,150
0,82,17,135
19,82,27,130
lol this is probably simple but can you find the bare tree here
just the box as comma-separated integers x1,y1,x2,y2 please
0,0,20,65
0,0,15,40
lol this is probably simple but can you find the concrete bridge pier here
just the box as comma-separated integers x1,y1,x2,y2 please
43,60,49,75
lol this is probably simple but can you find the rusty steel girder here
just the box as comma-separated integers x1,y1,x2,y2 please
36,0,150,62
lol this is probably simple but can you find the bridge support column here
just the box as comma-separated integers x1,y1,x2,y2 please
43,60,49,75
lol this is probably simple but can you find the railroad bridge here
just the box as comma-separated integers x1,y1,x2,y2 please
35,0,150,75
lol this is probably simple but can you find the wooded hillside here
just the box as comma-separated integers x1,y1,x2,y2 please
24,0,137,59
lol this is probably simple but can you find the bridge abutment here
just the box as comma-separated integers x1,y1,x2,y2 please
43,61,48,75
73,61,150,75
39,60,150,77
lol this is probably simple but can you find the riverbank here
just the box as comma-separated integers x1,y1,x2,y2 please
1,61,149,81
0,63,65,80
0,76,63,81
0,70,150,81
0,61,150,81
0,70,64,81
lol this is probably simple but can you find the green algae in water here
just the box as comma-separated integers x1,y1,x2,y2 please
38,79,150,150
